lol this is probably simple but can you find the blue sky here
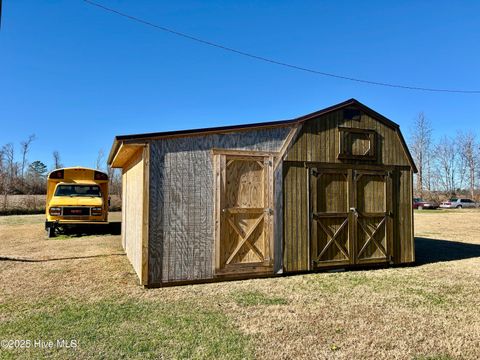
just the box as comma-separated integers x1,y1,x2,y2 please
1,0,479,169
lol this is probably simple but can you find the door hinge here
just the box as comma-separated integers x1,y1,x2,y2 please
310,167,319,177
265,208,274,215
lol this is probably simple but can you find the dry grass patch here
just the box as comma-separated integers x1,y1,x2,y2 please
0,210,479,359
231,290,289,307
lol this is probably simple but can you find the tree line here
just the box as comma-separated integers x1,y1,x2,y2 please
410,113,479,200
0,135,121,198
2,113,478,202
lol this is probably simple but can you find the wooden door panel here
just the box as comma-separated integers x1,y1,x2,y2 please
215,154,274,275
226,160,265,208
354,171,391,264
310,169,352,268
356,217,387,261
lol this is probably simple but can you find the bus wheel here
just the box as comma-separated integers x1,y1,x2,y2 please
46,226,56,238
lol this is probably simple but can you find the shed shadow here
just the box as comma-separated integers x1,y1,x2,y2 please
414,237,480,265
56,222,121,237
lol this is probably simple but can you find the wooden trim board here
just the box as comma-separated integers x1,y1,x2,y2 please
211,148,279,157
141,144,150,285
274,124,301,169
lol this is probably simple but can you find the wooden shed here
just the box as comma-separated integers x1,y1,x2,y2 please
108,99,417,287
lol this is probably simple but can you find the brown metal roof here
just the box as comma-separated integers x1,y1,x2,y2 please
107,98,417,172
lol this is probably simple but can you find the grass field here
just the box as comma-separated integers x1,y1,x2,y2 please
0,210,479,359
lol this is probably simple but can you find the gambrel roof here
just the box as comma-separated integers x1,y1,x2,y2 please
108,98,417,172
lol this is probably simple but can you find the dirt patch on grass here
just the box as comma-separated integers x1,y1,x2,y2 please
0,213,122,261
0,210,479,359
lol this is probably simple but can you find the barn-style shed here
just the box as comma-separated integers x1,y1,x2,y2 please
108,99,417,287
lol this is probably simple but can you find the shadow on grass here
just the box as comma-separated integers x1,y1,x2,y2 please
56,221,121,237
0,253,125,263
415,237,480,265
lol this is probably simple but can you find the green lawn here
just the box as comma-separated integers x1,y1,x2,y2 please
1,211,479,359
1,299,251,359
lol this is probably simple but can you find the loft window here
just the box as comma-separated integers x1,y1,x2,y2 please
338,127,377,160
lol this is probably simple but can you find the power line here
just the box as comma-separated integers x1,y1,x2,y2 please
83,0,480,94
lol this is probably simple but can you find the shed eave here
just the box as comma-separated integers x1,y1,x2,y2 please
109,141,145,168
107,98,417,171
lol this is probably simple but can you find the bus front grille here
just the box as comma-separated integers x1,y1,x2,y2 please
62,207,91,216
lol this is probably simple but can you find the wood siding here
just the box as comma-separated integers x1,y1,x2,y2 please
397,169,415,263
286,110,411,167
148,127,291,285
122,149,146,281
283,164,309,272
283,108,414,272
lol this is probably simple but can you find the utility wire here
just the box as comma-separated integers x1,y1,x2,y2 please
83,0,480,94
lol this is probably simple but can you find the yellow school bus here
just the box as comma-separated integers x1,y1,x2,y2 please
45,167,109,237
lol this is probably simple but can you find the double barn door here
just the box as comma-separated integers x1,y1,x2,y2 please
310,166,393,268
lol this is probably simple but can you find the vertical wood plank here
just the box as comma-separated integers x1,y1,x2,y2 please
213,153,221,273
268,156,274,264
141,145,150,285
348,168,356,264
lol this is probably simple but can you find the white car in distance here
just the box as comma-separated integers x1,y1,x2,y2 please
439,198,478,209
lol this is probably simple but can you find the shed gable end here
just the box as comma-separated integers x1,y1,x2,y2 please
286,107,412,168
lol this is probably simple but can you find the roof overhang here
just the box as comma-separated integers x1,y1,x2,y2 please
107,98,417,173
109,142,145,168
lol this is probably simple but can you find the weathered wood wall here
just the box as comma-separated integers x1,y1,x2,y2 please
397,168,414,263
286,109,411,166
148,127,292,285
283,108,414,272
283,164,309,272
122,149,145,280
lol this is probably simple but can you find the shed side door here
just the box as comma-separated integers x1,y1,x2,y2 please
353,170,393,264
214,154,274,276
310,168,353,268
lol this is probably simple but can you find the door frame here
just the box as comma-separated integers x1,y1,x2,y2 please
308,167,353,269
352,168,393,264
307,163,393,269
212,149,277,277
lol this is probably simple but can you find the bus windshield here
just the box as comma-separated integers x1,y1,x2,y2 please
55,185,102,197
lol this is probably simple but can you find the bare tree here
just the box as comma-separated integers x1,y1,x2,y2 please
20,134,36,180
107,166,122,196
96,149,105,171
52,150,63,170
410,112,433,196
434,136,457,194
2,143,15,178
457,131,478,199
1,143,16,207
0,147,6,206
